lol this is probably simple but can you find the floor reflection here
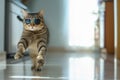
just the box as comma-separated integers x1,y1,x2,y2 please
99,58,104,80
0,52,6,70
69,57,95,80
0,51,118,80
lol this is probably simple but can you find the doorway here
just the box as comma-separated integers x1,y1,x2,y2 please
68,0,98,48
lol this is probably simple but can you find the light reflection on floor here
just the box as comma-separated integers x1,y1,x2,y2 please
99,58,104,80
10,76,68,79
69,57,95,80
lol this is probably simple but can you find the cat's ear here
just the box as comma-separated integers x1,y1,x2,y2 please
39,10,44,16
21,9,28,17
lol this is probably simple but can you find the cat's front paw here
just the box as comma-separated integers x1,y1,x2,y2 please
36,56,44,66
31,65,35,70
31,66,42,72
14,52,23,59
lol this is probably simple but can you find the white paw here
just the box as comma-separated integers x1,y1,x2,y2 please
14,52,23,60
14,55,20,60
36,55,43,60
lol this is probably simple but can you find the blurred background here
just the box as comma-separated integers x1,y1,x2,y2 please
0,0,120,80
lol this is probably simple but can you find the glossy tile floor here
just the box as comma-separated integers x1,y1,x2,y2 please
0,51,120,80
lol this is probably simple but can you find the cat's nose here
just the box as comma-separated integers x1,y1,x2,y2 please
31,23,35,26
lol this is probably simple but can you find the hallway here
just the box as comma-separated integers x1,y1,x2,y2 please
0,0,120,80
0,51,117,80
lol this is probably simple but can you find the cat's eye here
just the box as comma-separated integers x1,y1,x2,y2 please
24,18,40,25
34,19,41,25
25,19,31,24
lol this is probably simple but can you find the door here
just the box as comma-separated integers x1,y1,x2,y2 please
104,1,114,54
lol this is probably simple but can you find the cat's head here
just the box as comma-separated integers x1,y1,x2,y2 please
22,9,45,31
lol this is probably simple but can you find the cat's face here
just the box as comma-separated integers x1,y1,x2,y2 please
22,10,44,31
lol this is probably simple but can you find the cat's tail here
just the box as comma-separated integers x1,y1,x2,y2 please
17,15,23,22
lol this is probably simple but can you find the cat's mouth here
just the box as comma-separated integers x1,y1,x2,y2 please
29,28,35,31
29,26,44,31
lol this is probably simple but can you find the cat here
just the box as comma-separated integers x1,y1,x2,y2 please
14,9,49,71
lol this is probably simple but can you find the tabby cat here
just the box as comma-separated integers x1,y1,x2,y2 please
14,9,49,71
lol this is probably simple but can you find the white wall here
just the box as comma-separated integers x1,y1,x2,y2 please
27,0,69,48
7,3,25,53
0,0,5,51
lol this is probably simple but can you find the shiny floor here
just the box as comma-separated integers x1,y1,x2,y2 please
0,51,120,80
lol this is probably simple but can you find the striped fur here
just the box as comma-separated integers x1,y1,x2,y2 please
14,10,49,71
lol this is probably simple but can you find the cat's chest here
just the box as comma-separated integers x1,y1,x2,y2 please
31,33,41,40
24,31,41,39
